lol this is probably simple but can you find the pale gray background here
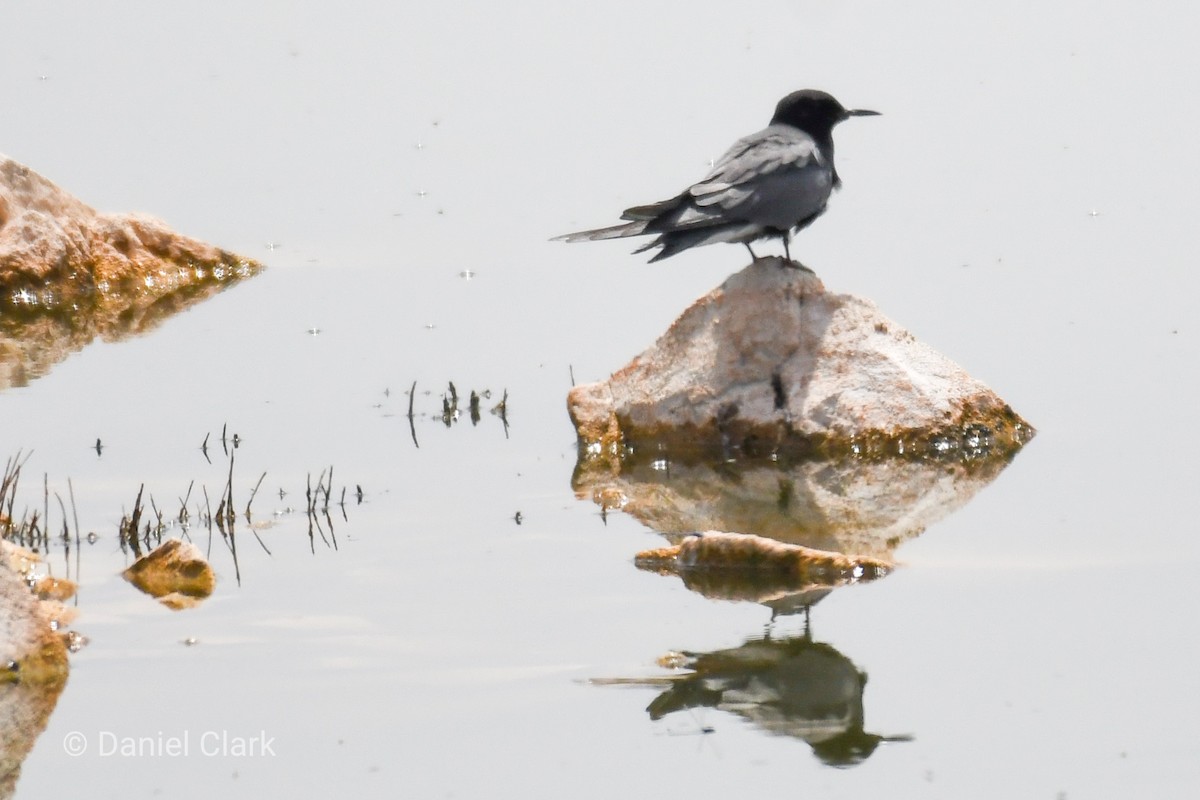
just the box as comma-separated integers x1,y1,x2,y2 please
1,1,1197,797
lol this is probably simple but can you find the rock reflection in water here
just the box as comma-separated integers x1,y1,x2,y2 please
122,539,216,611
579,452,1012,756
635,531,890,611
0,258,259,390
0,678,68,799
575,451,1019,559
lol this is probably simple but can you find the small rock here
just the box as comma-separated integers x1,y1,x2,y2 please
32,576,76,603
635,530,890,603
122,539,215,609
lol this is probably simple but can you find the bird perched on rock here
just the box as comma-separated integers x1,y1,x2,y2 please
553,89,878,264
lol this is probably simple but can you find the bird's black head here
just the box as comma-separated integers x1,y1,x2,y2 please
770,89,879,138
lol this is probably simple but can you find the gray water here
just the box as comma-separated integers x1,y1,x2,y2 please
2,1,1198,797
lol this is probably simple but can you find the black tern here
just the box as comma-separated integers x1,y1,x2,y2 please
553,89,878,263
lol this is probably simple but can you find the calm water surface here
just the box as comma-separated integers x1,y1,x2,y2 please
1,1,1198,798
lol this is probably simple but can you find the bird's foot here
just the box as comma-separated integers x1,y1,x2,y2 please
781,259,816,274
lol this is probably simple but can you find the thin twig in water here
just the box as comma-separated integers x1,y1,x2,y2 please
68,478,80,546
26,510,40,548
223,451,236,525
54,493,67,541
406,380,420,448
494,388,510,439
339,487,349,522
1,451,32,533
202,485,214,560
224,509,241,587
248,525,272,557
323,502,338,551
245,471,267,520
125,484,145,558
178,480,194,525
310,502,331,548
42,473,49,551
68,477,81,587
240,470,271,556
54,492,70,579
149,495,164,542
311,469,327,514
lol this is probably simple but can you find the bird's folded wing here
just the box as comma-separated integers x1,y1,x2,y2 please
688,128,822,209
615,130,823,233
619,128,819,223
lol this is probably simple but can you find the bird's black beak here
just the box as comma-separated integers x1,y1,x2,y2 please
845,108,881,118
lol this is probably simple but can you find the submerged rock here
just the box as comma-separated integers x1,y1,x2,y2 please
0,154,262,388
122,539,215,609
570,258,1034,463
635,531,890,604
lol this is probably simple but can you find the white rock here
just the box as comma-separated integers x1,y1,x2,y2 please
569,257,1033,461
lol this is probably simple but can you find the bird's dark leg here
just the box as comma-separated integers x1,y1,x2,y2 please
780,232,813,272
744,243,758,261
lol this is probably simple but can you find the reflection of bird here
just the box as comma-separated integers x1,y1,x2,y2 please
640,636,910,766
554,90,878,263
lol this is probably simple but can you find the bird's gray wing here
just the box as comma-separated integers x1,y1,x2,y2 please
688,126,823,211
621,125,828,233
